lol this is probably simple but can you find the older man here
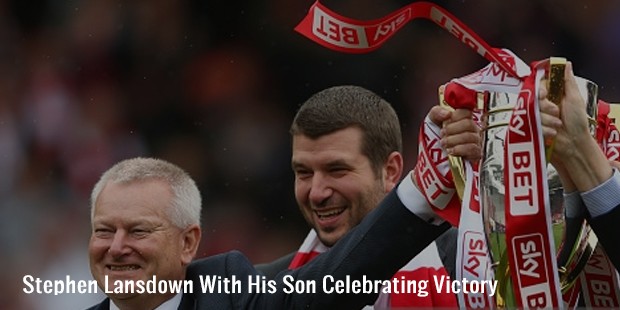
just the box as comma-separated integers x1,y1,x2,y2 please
87,158,201,309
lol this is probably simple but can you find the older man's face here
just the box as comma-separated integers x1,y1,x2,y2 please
89,179,188,300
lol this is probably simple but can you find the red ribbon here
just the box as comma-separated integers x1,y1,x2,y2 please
444,82,479,110
503,64,562,308
295,1,523,78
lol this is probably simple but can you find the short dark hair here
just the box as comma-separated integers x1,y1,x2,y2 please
290,85,402,174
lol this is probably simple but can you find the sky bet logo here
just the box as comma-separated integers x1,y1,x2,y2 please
312,5,410,49
606,129,620,161
512,234,551,308
507,88,539,217
461,231,490,308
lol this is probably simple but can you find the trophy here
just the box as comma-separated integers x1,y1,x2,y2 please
441,58,600,308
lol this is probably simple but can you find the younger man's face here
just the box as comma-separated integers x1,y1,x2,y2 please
292,127,387,246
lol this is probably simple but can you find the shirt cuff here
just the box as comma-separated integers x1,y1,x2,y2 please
397,170,445,226
581,167,620,218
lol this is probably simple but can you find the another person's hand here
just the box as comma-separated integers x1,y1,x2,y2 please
539,62,592,159
539,62,612,191
538,88,576,190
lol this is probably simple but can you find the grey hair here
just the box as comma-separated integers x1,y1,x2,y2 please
90,157,201,228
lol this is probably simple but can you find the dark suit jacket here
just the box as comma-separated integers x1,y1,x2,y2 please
590,204,620,270
185,189,450,309
255,252,295,280
86,292,196,309
256,227,459,280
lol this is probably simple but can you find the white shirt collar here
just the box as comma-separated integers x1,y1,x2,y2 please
109,293,183,310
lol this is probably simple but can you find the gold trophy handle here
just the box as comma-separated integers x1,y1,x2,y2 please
545,57,567,161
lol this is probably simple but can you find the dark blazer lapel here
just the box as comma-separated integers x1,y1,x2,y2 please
86,298,109,310
178,292,196,310
89,294,195,310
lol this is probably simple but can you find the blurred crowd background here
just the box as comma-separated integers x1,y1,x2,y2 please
1,0,618,308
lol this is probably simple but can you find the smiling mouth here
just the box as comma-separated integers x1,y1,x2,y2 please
315,207,346,220
108,265,140,271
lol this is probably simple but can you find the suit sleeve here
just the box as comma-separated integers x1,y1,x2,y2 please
262,189,450,309
254,252,295,280
589,206,620,271
582,168,620,271
187,186,449,309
